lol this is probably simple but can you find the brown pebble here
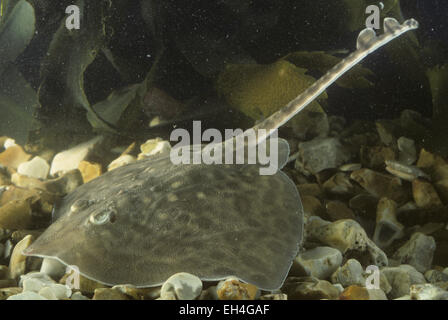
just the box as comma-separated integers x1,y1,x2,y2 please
0,145,31,169
340,285,370,300
412,179,443,209
93,288,130,300
78,161,102,183
326,200,356,221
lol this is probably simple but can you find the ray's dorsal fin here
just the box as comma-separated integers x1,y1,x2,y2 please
241,17,419,146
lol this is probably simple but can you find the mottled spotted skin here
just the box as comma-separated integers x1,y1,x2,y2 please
24,141,303,290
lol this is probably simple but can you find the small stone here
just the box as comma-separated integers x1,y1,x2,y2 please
412,179,443,209
322,173,355,196
360,146,395,169
297,183,323,198
331,259,365,287
381,264,426,299
3,138,16,149
20,272,56,289
39,283,72,300
0,279,17,288
92,288,129,300
0,145,31,169
349,194,378,219
397,137,417,165
375,120,397,147
301,196,326,218
259,293,288,300
433,164,448,181
393,232,436,273
350,169,410,204
139,138,171,157
50,136,103,177
160,272,203,300
0,199,33,230
112,284,161,300
0,287,22,300
339,163,362,172
417,148,446,171
410,283,448,300
385,160,430,182
9,235,35,280
7,291,48,300
70,291,90,300
294,247,342,280
373,197,404,248
296,137,351,175
339,285,370,300
78,160,102,183
41,169,83,195
434,179,448,204
425,269,448,283
0,265,9,279
17,156,50,180
107,154,136,171
216,277,259,300
325,200,355,221
307,219,388,267
282,276,339,300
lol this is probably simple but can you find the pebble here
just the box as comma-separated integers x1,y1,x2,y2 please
373,197,404,248
296,137,351,175
397,137,417,165
339,285,387,300
17,156,50,180
361,146,395,169
216,277,259,300
50,136,103,177
39,283,72,300
417,148,446,171
281,276,339,300
9,235,35,280
325,200,355,221
70,291,90,300
393,232,436,273
294,246,342,280
59,271,106,294
307,219,388,267
0,145,31,169
424,269,448,283
7,291,48,300
322,173,355,196
381,264,426,299
139,138,171,158
375,120,397,147
78,160,102,183
92,288,130,300
3,138,16,149
348,193,378,219
22,272,56,292
385,160,430,182
433,164,448,181
259,293,288,300
350,169,409,204
160,272,203,300
297,183,323,198
0,199,33,230
331,259,365,287
434,179,448,204
107,154,136,171
339,163,362,172
301,196,326,218
0,287,22,300
409,283,448,300
112,284,161,300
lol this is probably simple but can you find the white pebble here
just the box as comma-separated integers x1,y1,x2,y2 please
70,291,89,300
39,284,72,300
7,291,48,300
295,246,343,279
160,272,203,300
50,136,103,176
4,138,16,149
20,272,56,291
40,258,67,281
17,156,50,180
107,154,136,171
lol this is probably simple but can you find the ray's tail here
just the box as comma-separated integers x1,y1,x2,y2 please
246,17,419,144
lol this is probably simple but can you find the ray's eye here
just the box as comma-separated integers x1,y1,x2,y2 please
89,208,117,225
